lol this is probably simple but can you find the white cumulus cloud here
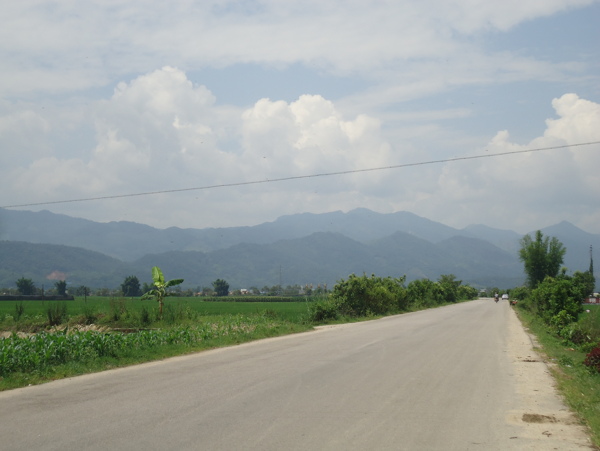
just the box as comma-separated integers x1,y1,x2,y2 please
409,93,600,232
1,1,598,233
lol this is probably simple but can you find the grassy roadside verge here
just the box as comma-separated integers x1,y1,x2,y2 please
0,316,313,391
514,306,600,447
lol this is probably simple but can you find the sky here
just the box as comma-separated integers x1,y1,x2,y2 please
1,0,599,234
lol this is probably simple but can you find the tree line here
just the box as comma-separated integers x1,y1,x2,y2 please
4,276,329,299
516,230,595,334
6,278,69,297
308,273,479,321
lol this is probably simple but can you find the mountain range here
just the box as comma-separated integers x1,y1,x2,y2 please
0,208,597,291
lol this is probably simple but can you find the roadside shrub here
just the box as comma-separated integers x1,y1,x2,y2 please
556,321,589,345
407,279,437,308
331,274,406,317
529,277,583,325
510,286,530,302
583,345,600,373
457,285,479,301
437,274,461,303
551,310,577,329
402,277,477,308
308,299,340,322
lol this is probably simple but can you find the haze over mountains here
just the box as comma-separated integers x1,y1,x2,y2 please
0,208,597,291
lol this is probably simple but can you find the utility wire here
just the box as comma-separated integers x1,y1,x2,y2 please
2,140,598,209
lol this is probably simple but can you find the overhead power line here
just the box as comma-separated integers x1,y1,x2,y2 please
2,140,599,209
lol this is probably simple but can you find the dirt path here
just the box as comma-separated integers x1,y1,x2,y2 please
505,305,595,449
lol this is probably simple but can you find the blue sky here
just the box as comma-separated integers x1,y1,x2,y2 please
1,0,599,234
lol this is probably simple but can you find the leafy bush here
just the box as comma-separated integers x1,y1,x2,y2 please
550,310,577,329
457,284,479,301
331,274,407,317
406,277,477,307
510,286,530,302
555,320,588,345
529,276,584,325
583,345,600,373
407,279,437,308
308,299,340,322
437,274,460,303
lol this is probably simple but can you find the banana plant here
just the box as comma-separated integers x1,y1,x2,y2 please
141,266,184,319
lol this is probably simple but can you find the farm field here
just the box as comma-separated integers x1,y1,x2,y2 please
0,296,319,329
0,296,325,390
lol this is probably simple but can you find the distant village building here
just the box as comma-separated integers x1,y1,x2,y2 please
584,295,599,304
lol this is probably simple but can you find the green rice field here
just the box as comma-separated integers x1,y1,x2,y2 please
0,296,321,329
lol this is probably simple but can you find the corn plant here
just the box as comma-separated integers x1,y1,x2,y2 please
0,317,266,377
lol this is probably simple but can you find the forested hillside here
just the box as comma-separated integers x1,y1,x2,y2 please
0,232,523,290
0,241,131,288
1,208,597,291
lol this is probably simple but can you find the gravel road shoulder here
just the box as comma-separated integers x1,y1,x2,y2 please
506,306,595,449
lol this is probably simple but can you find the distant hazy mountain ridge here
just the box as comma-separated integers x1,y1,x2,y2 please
0,208,597,290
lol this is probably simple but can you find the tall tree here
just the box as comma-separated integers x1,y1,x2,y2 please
518,230,566,288
121,275,141,297
212,279,230,297
55,280,67,296
16,277,35,295
529,275,584,326
437,274,461,303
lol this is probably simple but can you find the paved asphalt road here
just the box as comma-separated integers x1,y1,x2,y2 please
0,299,593,450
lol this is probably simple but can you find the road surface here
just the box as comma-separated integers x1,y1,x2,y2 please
0,299,593,450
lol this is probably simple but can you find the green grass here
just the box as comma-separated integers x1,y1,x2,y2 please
515,305,600,447
0,296,320,390
0,313,313,390
0,296,317,331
